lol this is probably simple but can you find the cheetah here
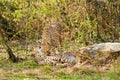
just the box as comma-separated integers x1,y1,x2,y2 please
41,23,62,55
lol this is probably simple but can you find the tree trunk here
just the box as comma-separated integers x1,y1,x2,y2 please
0,28,18,62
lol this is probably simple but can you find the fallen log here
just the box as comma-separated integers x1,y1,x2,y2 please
79,42,120,56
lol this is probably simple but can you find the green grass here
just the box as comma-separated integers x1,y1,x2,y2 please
43,65,52,72
0,53,120,80
5,74,32,80
55,72,80,80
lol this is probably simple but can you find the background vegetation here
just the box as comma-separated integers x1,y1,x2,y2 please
0,0,120,47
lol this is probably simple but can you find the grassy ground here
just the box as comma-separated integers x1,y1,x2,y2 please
0,53,120,80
